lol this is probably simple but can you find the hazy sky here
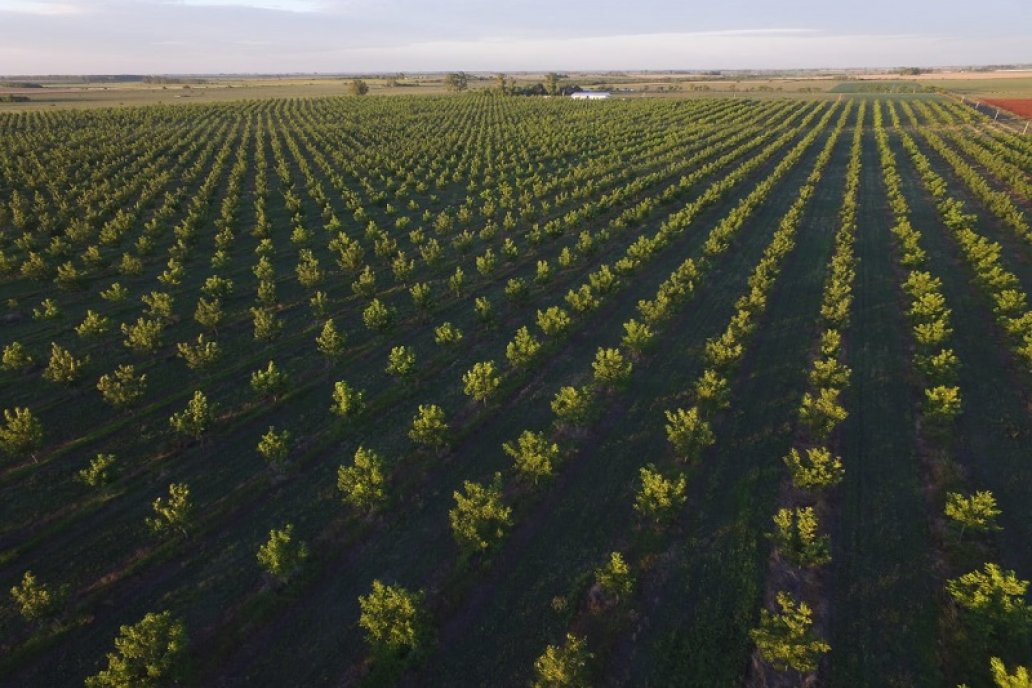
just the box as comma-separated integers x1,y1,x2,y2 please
0,0,1029,74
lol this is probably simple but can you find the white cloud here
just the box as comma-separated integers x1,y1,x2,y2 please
1,1,85,15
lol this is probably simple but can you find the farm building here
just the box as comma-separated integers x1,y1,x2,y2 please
570,90,611,99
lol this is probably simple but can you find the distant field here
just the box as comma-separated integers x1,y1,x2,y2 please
1,92,1030,687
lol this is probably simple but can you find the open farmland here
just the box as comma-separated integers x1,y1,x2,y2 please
1,93,1031,687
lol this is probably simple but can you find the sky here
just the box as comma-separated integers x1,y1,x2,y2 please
0,0,1029,75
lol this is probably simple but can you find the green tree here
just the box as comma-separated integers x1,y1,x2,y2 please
462,361,501,405
77,453,117,488
532,633,591,688
750,591,830,673
121,317,164,355
537,306,572,337
634,465,687,524
84,610,187,688
945,490,1002,540
250,360,288,401
327,379,364,420
434,322,463,346
168,390,214,440
409,404,449,450
358,580,426,654
338,446,386,512
386,346,416,381
783,446,845,491
989,657,1032,688
193,297,224,332
449,472,512,552
621,319,654,359
594,552,634,601
251,306,282,342
363,298,395,333
947,563,1031,639
506,326,542,368
10,570,63,623
444,71,469,92
146,483,193,538
551,386,593,428
0,407,43,462
42,342,87,384
544,72,561,96
176,334,221,372
349,79,369,95
504,430,559,484
97,364,147,410
768,507,831,568
257,426,291,472
257,523,308,583
2,341,33,372
799,387,848,439
316,319,347,365
591,347,632,388
75,310,111,339
664,407,714,463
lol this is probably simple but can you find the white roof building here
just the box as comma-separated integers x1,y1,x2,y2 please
570,91,611,99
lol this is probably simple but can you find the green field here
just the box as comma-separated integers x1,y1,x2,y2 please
0,93,1030,687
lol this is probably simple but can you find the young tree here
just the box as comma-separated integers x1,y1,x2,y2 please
750,592,830,673
768,507,831,568
176,334,221,372
2,341,33,372
257,523,308,584
0,407,43,462
462,361,501,405
251,306,283,342
621,319,654,359
193,297,224,332
449,472,512,552
434,321,463,347
96,364,148,410
945,490,1002,540
503,430,559,484
537,306,572,338
989,657,1032,688
591,348,632,389
146,483,193,538
444,71,469,92
783,446,845,491
42,342,87,384
506,326,542,368
316,319,347,365
798,387,848,439
349,78,370,96
551,386,593,428
694,369,731,412
532,633,591,688
947,563,1031,639
75,310,111,339
664,407,714,464
257,426,292,472
121,317,164,355
409,404,449,450
250,360,288,401
594,552,634,602
84,610,188,688
323,380,364,422
168,391,215,440
77,453,117,488
338,446,386,513
362,299,395,333
386,346,416,381
358,580,426,655
924,385,962,423
10,570,64,624
634,465,687,525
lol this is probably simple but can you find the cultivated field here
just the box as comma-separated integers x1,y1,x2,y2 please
0,94,1030,687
